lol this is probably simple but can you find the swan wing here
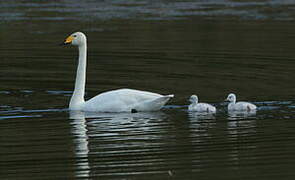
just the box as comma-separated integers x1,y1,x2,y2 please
133,94,174,111
83,88,173,112
189,103,216,112
233,102,257,111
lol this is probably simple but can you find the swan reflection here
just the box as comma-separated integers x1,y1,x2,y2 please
226,110,257,166
70,111,90,178
70,110,167,128
188,111,216,136
227,110,257,120
69,110,168,178
188,111,216,121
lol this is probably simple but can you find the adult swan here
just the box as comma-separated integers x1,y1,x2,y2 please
62,32,174,112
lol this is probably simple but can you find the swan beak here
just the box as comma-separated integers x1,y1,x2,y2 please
61,36,74,45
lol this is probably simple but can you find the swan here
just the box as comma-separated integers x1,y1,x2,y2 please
62,32,174,112
188,95,216,113
225,93,257,111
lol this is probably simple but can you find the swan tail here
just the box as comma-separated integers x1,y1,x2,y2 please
153,94,174,105
133,94,174,112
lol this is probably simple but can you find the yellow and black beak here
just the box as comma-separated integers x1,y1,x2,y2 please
60,35,74,45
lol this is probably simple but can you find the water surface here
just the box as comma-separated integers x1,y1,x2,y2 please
1,1,295,179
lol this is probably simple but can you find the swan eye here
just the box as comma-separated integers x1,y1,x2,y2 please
73,35,77,38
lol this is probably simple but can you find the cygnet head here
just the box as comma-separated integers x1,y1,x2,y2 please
226,93,236,103
63,32,87,46
189,95,198,103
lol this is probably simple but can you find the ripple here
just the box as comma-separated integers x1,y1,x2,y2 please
2,0,295,21
0,93,295,179
0,114,42,120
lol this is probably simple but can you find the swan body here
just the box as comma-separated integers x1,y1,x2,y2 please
83,89,173,112
226,93,257,111
188,95,216,113
63,32,173,112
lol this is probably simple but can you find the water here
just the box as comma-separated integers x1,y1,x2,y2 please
1,0,295,179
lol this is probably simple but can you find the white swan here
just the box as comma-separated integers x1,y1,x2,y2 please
188,95,216,113
62,32,174,112
225,93,257,111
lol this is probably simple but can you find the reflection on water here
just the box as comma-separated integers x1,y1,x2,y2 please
188,111,216,121
1,0,295,179
0,96,295,179
70,111,90,178
227,110,257,120
69,110,171,178
226,111,258,173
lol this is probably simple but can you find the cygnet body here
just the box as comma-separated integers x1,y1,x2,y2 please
188,95,216,113
226,93,257,111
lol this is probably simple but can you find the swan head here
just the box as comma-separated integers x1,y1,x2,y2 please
226,93,236,103
63,32,87,46
189,95,198,103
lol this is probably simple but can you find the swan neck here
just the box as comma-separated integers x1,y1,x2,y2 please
69,44,87,110
229,99,236,105
232,98,236,104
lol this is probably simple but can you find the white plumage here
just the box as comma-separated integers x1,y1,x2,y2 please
84,89,173,112
63,32,173,112
226,93,257,111
188,95,216,113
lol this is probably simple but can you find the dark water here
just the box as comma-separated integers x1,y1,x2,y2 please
1,1,295,179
